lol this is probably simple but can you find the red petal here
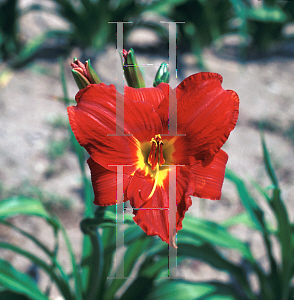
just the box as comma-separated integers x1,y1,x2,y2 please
157,72,239,162
124,82,169,109
87,158,135,206
155,87,175,134
189,149,228,200
178,73,239,159
68,83,163,170
127,166,195,244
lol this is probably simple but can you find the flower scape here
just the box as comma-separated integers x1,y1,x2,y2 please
68,66,239,247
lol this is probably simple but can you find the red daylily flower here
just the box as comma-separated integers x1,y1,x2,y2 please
67,72,239,247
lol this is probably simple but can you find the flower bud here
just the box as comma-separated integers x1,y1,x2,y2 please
71,58,101,90
121,48,145,88
153,63,169,87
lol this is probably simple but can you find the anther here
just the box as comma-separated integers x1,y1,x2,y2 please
147,135,165,170
148,139,156,167
159,141,165,166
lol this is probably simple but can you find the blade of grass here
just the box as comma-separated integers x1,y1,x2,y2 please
225,168,280,299
80,208,104,300
260,129,293,299
0,220,68,283
104,236,152,300
182,216,255,263
260,128,279,188
59,57,94,292
0,259,50,300
57,219,83,300
145,280,215,300
0,243,73,300
0,197,50,219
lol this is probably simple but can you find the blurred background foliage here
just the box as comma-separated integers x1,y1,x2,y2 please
0,0,294,70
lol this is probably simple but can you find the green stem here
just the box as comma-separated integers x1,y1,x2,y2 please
58,219,83,300
80,216,103,300
59,57,95,298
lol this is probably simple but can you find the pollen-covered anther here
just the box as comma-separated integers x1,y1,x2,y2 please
147,134,165,171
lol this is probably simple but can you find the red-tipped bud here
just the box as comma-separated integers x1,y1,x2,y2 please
71,58,101,90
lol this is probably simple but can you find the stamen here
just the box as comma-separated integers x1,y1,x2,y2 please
155,142,160,169
147,135,165,170
159,142,165,166
139,163,159,201
148,140,156,166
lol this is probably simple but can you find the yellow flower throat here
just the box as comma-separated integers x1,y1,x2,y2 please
136,134,173,200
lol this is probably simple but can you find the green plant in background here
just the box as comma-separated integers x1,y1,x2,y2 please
1,0,294,74
0,0,149,71
25,0,155,58
50,0,136,51
227,0,293,57
143,0,294,63
0,0,59,70
1,129,294,300
0,0,19,63
144,0,233,68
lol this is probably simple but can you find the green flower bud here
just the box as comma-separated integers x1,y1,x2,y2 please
86,59,101,84
71,58,101,90
122,48,145,88
153,63,169,87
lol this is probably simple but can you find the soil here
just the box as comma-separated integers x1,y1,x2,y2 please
1,3,294,299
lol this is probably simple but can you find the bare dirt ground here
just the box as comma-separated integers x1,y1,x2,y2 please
1,6,294,299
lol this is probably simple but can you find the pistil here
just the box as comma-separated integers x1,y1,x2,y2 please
147,134,165,171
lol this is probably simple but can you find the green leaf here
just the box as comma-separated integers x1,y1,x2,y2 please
119,276,155,300
225,168,265,232
260,130,292,298
10,30,69,68
245,6,287,23
96,225,116,299
260,130,279,188
249,177,271,201
138,256,169,279
181,216,254,263
221,212,258,229
0,243,72,299
80,213,103,300
105,236,152,300
203,296,235,300
0,197,50,219
144,0,189,15
225,168,280,298
0,259,50,300
0,220,68,283
58,220,83,300
144,240,255,300
270,188,292,299
202,281,241,300
0,290,32,300
145,280,215,300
